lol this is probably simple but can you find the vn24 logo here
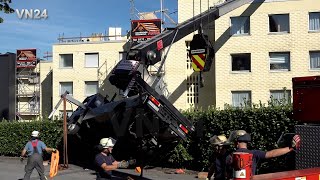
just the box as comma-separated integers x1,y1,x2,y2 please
16,9,48,19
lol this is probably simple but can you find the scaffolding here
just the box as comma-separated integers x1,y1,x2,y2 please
129,0,176,97
16,49,40,120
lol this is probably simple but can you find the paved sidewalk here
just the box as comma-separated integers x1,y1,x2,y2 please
0,156,199,180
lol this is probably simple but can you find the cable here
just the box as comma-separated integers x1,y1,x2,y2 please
193,0,195,34
207,0,210,33
200,0,202,26
200,0,202,13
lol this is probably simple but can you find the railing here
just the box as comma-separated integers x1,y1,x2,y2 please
16,103,40,115
57,35,128,44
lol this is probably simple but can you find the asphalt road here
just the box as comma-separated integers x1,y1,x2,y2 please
0,156,199,180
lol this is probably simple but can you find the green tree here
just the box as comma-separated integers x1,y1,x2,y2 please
0,0,15,23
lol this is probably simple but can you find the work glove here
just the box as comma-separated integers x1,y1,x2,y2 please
20,156,24,163
118,160,129,168
290,134,301,151
128,159,136,165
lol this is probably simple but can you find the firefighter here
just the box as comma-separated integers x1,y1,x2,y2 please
94,137,131,180
228,130,301,175
206,135,232,180
20,130,56,180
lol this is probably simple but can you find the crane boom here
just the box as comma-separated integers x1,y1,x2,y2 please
129,0,253,66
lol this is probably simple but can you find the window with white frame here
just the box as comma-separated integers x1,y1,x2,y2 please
85,81,98,96
60,82,73,95
231,16,250,35
269,14,290,32
85,53,99,68
269,52,290,71
232,91,251,107
231,53,251,72
270,90,291,104
187,75,200,105
309,12,320,31
310,51,320,70
59,54,73,68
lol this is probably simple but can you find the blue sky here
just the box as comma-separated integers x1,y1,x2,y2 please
0,0,177,59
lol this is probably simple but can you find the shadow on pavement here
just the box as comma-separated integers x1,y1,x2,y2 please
87,171,152,180
111,170,152,180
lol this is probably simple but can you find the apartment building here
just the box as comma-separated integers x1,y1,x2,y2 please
44,0,320,116
166,0,320,109
49,33,127,118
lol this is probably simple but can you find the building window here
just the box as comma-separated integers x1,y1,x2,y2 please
60,82,73,95
231,53,251,72
59,54,73,68
309,12,320,31
85,81,98,96
187,75,200,104
230,16,250,35
85,53,99,68
269,52,290,71
310,51,320,70
232,91,251,107
270,90,291,104
269,14,289,33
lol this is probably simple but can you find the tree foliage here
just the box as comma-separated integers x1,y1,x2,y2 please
0,0,15,23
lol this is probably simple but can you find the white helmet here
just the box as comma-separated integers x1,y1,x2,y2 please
100,137,116,148
31,131,39,137
210,135,228,146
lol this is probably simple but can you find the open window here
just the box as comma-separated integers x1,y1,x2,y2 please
231,53,251,72
269,14,290,33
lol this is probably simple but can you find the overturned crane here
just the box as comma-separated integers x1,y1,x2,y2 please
56,0,254,166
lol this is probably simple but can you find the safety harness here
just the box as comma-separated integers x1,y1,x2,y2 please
31,139,39,154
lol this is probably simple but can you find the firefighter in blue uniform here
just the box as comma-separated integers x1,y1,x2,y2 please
20,130,56,180
228,130,301,175
94,137,133,180
206,135,232,180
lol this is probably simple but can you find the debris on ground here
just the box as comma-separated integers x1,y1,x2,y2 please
197,172,208,179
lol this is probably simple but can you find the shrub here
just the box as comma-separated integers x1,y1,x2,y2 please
0,119,63,156
166,103,297,174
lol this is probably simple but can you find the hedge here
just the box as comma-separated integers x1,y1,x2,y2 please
166,103,298,174
0,120,63,156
